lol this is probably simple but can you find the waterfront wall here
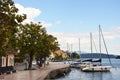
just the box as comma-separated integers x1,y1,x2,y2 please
45,66,71,79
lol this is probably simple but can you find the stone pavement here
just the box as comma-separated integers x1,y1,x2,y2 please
0,62,70,80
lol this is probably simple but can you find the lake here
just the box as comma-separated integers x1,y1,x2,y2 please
57,59,120,80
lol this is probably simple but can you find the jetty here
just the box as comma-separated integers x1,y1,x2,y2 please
0,62,70,80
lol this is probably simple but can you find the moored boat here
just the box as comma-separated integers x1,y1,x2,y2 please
70,62,82,68
81,26,112,72
81,64,112,72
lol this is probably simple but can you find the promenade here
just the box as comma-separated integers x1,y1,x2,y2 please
0,62,70,80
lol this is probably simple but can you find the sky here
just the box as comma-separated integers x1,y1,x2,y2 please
13,0,120,55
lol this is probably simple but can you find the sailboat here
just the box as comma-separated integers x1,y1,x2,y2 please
70,39,83,68
79,33,94,69
81,26,112,72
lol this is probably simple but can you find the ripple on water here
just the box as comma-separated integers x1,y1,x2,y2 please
57,59,120,80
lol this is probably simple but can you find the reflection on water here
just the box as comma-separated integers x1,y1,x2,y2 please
57,68,120,80
57,59,120,80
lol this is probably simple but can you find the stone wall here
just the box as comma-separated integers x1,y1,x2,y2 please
45,67,71,79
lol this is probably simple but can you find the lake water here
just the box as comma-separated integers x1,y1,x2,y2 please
57,59,120,80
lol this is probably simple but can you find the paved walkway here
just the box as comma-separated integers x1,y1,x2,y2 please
0,62,70,80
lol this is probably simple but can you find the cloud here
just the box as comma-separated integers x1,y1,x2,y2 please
108,27,120,39
15,3,41,23
111,27,120,32
15,3,62,28
50,28,120,54
50,32,91,51
41,20,61,28
41,21,53,28
100,32,116,40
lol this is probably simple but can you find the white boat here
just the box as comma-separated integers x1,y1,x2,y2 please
80,62,91,69
81,64,112,72
81,26,112,72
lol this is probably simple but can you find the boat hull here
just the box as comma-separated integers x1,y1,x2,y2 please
82,66,112,72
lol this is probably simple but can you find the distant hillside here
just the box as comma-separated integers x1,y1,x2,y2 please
80,53,116,58
116,55,120,59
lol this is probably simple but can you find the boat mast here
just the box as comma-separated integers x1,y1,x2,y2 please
71,44,73,60
67,43,69,52
99,25,102,65
93,38,98,53
90,32,93,60
79,38,81,59
99,25,112,66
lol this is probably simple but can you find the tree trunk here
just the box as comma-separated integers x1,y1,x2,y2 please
28,53,33,69
43,57,46,67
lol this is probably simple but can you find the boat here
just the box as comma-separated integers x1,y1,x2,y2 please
70,38,83,68
81,63,112,72
70,61,82,68
81,26,112,72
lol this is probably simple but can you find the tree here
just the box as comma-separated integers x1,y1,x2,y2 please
36,34,59,59
54,53,63,61
0,0,26,56
17,22,59,69
17,22,44,69
35,33,59,67
71,52,80,59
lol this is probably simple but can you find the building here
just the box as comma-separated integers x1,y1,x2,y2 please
50,49,68,60
0,50,15,75
54,50,68,59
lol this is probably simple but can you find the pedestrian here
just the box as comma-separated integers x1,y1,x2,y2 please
24,59,28,70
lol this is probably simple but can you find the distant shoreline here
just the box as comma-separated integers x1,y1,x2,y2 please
79,53,117,58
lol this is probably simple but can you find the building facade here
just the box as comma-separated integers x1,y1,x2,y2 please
0,53,15,75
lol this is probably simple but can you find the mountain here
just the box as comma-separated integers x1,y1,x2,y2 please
116,55,120,59
79,53,116,58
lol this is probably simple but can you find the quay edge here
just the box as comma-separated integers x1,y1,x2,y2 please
44,66,71,80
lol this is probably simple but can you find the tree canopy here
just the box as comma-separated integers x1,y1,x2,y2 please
17,22,59,69
0,0,59,69
0,0,26,56
71,52,80,59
